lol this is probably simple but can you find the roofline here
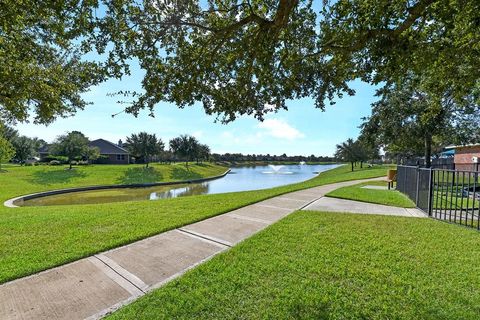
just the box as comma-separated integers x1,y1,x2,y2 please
445,143,480,150
89,139,130,154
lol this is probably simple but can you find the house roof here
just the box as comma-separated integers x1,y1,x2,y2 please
37,139,129,155
89,139,129,155
444,143,480,150
38,145,50,154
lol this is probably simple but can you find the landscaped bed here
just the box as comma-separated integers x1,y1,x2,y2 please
0,164,390,284
326,180,415,208
109,210,480,320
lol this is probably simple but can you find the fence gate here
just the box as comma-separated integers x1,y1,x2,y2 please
397,165,480,230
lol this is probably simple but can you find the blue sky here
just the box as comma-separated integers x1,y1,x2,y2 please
15,75,378,156
14,1,379,157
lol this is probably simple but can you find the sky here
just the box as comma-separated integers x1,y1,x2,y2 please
14,75,378,157
13,1,379,157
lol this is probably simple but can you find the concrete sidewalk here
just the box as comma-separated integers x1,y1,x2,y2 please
0,177,425,320
303,197,426,217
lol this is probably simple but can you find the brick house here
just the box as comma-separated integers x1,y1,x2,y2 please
38,138,130,164
89,139,130,164
449,144,480,171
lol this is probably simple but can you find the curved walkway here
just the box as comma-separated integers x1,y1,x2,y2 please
0,177,426,320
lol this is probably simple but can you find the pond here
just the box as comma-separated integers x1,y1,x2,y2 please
16,164,340,207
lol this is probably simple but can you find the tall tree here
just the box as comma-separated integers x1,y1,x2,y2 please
196,144,211,164
2,1,479,125
0,123,18,143
11,136,36,165
51,131,91,169
335,138,361,171
98,0,480,123
169,135,200,167
361,76,480,167
125,132,164,167
0,137,15,171
0,0,105,124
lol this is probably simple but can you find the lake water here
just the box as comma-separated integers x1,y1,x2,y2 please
17,164,340,207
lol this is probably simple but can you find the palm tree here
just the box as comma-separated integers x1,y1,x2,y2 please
335,138,360,171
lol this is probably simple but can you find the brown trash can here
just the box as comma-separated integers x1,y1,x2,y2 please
387,169,397,189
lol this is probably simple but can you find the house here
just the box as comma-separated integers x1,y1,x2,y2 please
38,145,50,161
89,139,130,164
445,144,480,171
38,139,130,165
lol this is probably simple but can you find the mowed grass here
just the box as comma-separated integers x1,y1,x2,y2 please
0,162,226,200
109,211,480,320
326,180,415,208
0,164,390,283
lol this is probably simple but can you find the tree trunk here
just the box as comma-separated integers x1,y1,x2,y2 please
424,134,432,168
69,162,72,170
351,162,354,172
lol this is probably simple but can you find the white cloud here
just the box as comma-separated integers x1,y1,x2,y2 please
257,118,305,140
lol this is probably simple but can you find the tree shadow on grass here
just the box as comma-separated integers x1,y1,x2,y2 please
117,167,164,185
170,166,202,181
29,169,87,185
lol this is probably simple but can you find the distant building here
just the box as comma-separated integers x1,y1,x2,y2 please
38,138,130,165
445,144,480,171
89,139,130,164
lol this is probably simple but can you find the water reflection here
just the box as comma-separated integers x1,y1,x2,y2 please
149,183,210,200
18,164,340,206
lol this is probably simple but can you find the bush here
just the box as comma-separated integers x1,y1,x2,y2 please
41,155,69,164
49,160,61,166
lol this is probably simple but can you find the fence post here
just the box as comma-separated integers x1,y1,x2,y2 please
415,166,420,206
427,168,433,216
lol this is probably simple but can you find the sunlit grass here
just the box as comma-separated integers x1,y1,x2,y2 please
0,164,390,283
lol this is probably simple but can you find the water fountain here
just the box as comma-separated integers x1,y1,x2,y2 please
269,165,284,173
263,164,293,174
299,161,306,165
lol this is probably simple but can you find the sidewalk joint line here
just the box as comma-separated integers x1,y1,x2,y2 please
93,255,146,295
177,228,232,247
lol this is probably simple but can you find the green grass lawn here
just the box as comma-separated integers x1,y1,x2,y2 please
326,180,415,208
0,164,391,284
0,162,226,200
109,211,480,320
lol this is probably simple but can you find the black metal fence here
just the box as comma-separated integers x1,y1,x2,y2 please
397,165,480,229
403,157,455,170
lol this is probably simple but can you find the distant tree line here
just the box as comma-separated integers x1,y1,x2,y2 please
210,153,336,163
0,123,47,167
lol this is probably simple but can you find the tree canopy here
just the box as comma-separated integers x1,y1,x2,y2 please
11,135,36,164
0,137,15,171
169,135,200,167
125,132,164,167
51,131,92,169
0,0,105,124
360,75,480,166
98,0,480,122
1,0,479,124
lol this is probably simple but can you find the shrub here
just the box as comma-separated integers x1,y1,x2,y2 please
41,155,69,164
49,160,61,166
